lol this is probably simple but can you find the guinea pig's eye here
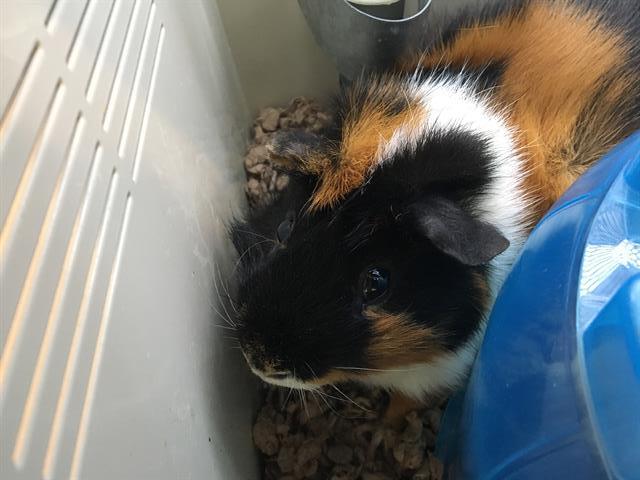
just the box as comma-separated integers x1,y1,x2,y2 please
276,211,295,243
361,267,390,303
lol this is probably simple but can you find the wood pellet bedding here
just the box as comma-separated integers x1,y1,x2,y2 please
253,383,445,480
242,99,446,480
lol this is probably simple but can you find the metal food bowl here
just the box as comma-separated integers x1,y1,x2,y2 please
298,0,432,79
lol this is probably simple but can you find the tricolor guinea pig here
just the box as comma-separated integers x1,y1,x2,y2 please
229,0,640,414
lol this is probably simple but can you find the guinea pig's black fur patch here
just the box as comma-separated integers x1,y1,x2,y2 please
230,129,498,381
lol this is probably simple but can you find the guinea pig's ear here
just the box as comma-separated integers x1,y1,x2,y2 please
409,197,509,266
266,129,332,176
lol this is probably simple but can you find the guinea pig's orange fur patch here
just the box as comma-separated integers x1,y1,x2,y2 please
309,80,425,210
412,0,637,221
266,143,331,176
364,307,443,370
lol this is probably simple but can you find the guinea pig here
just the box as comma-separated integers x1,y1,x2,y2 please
230,0,640,414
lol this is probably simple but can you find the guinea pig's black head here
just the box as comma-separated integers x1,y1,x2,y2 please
230,74,514,392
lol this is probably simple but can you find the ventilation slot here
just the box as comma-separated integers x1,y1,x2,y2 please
0,0,164,477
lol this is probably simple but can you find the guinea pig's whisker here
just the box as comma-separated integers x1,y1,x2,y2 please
211,305,235,328
205,275,235,327
331,384,370,412
315,389,355,419
309,390,323,413
302,361,368,414
214,262,239,314
212,323,236,331
281,386,295,410
335,366,417,373
313,388,357,418
233,239,274,273
320,386,371,419
212,304,236,328
232,228,275,243
212,272,237,328
217,291,240,317
318,391,367,420
313,389,345,404
312,389,334,411
304,363,348,414
221,292,239,314
297,389,310,419
304,361,319,381
302,391,310,418
209,272,236,327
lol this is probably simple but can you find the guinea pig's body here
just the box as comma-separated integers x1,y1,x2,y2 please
231,0,640,405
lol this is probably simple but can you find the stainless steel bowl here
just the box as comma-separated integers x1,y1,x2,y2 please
298,0,432,79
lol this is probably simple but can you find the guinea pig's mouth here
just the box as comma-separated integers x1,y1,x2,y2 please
250,366,318,391
241,351,318,391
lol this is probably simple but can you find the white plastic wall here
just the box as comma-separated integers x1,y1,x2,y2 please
215,0,338,114
1,0,260,479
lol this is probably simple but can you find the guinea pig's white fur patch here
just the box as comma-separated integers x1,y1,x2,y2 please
362,74,530,398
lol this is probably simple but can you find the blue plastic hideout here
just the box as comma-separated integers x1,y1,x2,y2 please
437,131,640,479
